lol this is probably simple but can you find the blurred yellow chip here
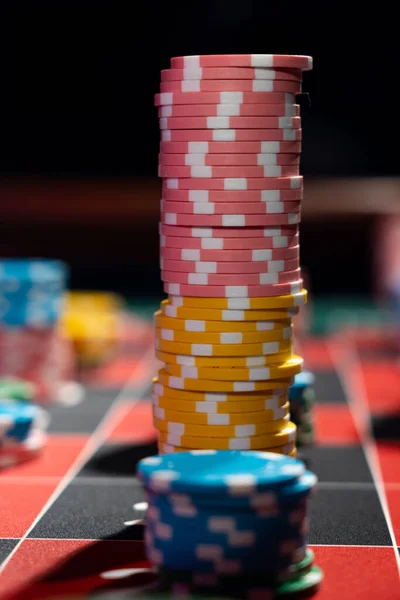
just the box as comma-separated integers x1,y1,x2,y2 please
62,292,122,364
65,291,122,313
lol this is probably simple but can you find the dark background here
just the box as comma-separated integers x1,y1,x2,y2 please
0,1,398,296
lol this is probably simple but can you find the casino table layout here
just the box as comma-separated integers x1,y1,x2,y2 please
0,309,399,600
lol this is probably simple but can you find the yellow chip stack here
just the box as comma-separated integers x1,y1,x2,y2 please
153,293,306,456
62,292,122,365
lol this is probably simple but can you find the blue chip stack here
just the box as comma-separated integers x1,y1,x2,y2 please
0,398,47,443
137,450,322,597
0,260,67,466
289,370,316,447
0,259,70,403
0,259,67,328
0,378,49,469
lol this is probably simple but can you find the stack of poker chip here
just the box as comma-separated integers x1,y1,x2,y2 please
138,450,323,597
62,291,123,366
0,377,49,468
289,371,316,447
152,54,312,455
0,259,75,404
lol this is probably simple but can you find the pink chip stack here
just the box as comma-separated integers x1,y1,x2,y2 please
0,327,76,403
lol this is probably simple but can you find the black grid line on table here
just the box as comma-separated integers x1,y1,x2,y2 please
326,336,400,571
0,339,156,575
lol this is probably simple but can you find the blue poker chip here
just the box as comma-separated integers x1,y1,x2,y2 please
0,400,47,443
0,259,67,285
146,481,312,515
0,259,67,327
277,471,317,505
143,470,315,511
137,450,305,497
290,371,315,389
289,371,315,401
147,518,306,557
147,495,305,544
146,525,307,574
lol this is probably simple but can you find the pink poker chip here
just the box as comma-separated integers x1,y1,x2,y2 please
160,79,302,94
161,268,301,286
164,175,302,190
159,152,300,167
160,245,299,263
160,140,302,154
154,91,296,106
161,129,302,143
159,115,301,131
159,257,299,274
162,188,302,203
160,233,299,250
163,279,304,298
159,223,298,238
160,200,301,215
158,103,300,118
161,67,302,82
170,55,313,71
161,212,300,227
0,327,76,404
159,164,299,179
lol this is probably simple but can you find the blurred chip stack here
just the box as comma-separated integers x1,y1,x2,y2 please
289,371,316,447
151,54,313,455
0,259,70,467
289,269,315,447
62,291,122,365
0,378,49,468
0,377,35,402
0,259,74,403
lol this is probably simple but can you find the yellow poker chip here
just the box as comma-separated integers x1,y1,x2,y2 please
152,379,288,403
62,291,122,364
63,312,119,341
167,289,307,310
65,291,122,311
153,395,290,417
155,311,291,333
158,441,297,457
156,325,293,345
160,299,300,322
156,349,293,368
163,356,303,382
158,422,297,450
156,337,293,357
157,368,294,393
154,415,291,438
152,404,290,425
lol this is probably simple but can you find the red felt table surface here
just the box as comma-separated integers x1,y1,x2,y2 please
0,316,399,600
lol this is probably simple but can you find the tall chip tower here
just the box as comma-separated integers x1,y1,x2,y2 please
152,54,313,455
